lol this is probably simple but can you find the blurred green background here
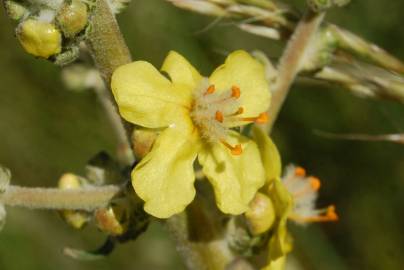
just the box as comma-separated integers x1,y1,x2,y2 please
1,0,404,269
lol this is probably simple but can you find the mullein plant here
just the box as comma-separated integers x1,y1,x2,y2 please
0,0,402,269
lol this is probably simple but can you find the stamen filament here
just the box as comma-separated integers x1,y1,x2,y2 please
240,112,269,124
289,205,338,223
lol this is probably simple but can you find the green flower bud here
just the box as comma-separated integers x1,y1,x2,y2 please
4,1,28,21
56,0,88,38
17,19,62,58
307,0,332,12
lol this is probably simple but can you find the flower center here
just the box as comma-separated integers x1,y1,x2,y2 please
190,78,268,155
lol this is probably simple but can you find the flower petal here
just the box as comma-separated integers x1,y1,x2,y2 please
252,126,282,183
209,50,271,118
111,61,191,128
268,178,293,260
161,51,203,88
198,131,266,215
262,256,287,270
132,121,200,218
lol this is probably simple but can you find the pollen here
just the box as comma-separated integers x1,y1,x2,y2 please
231,86,241,98
309,176,321,191
215,111,224,123
294,166,306,177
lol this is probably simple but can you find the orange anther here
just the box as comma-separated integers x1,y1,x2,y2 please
215,111,224,123
309,176,321,191
231,144,243,155
231,86,241,98
205,85,216,95
255,112,269,124
221,140,243,155
326,205,338,221
294,166,306,177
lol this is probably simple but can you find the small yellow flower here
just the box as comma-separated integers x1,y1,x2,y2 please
282,165,338,224
111,50,272,218
252,128,338,270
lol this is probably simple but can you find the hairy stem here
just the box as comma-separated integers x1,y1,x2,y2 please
0,185,122,210
86,0,135,154
93,85,135,166
86,0,132,84
265,10,325,132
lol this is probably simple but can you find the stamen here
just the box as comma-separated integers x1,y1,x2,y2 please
227,107,244,117
241,112,269,124
309,176,321,191
294,167,306,177
255,112,269,124
221,140,243,155
215,111,224,123
326,205,338,221
204,84,216,95
231,86,241,98
289,205,338,223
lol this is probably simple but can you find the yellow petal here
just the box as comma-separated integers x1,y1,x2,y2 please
161,51,203,88
132,121,200,218
209,50,271,119
198,132,266,215
252,126,282,183
268,178,293,260
111,61,191,128
262,256,286,270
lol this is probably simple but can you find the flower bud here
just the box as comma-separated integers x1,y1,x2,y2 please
58,173,89,229
132,129,158,159
56,0,88,38
17,19,62,58
244,192,275,235
0,166,11,193
4,1,28,21
307,0,333,12
95,202,129,236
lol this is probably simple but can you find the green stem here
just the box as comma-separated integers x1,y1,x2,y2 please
265,10,326,132
0,185,121,210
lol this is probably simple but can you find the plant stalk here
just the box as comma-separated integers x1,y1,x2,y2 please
265,10,326,132
0,185,122,210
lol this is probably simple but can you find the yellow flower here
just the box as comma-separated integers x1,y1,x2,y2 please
111,50,272,218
